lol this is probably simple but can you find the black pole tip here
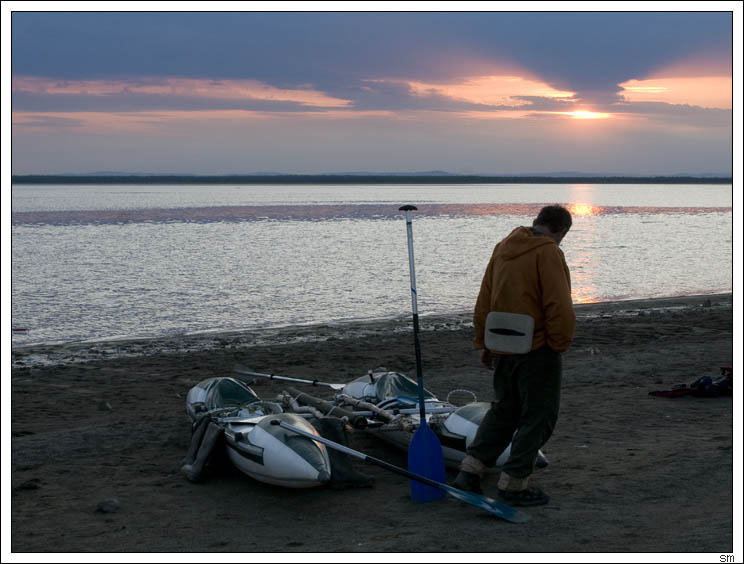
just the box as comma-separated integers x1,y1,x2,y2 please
399,205,418,211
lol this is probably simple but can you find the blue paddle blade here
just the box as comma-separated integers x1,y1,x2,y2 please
408,423,447,502
441,484,530,523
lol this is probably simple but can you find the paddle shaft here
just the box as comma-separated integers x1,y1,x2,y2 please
273,419,527,523
399,205,427,421
233,364,345,390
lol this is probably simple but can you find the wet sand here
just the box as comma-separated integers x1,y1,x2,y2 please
7,293,736,555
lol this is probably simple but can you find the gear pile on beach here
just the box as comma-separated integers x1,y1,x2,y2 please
649,366,733,398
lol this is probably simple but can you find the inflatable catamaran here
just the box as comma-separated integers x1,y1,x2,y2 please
183,366,547,489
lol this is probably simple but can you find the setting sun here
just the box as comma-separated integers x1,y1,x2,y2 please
567,110,612,120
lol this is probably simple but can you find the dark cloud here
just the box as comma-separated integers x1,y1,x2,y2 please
11,11,732,106
461,12,732,90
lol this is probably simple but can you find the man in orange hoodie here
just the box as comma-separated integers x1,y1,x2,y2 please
452,205,575,506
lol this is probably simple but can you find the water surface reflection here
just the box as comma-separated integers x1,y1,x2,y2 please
11,202,731,226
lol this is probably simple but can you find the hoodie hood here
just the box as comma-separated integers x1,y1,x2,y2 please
496,226,556,260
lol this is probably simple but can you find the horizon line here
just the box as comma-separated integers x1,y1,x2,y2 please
10,173,733,185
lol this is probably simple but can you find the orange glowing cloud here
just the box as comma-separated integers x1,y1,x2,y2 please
618,76,731,109
379,75,575,107
553,110,613,120
568,111,612,120
455,108,614,121
649,51,733,78
454,110,539,120
12,76,352,108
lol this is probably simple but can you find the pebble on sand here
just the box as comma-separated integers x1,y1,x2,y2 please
96,499,121,513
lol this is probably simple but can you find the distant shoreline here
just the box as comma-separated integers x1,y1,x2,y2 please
10,174,733,185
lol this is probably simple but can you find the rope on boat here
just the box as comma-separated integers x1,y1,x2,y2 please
446,388,478,405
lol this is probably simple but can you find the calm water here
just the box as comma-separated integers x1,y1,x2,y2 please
11,183,733,346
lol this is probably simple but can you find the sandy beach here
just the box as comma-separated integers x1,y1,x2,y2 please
7,293,736,555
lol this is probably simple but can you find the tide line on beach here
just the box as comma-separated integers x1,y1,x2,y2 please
9,293,732,370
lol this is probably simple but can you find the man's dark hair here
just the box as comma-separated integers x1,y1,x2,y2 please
533,205,572,233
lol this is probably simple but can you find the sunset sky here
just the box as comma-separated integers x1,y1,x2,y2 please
5,6,740,175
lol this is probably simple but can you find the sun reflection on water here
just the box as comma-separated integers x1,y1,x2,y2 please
568,203,596,216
